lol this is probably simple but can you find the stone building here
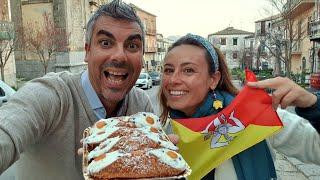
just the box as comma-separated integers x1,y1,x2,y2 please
0,0,16,87
11,0,111,80
11,0,156,79
155,33,171,72
254,15,281,71
287,0,314,73
208,27,254,69
255,0,316,74
131,4,157,72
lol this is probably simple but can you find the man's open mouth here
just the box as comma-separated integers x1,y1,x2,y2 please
103,70,129,83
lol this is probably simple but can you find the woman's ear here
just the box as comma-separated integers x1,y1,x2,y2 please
209,71,221,91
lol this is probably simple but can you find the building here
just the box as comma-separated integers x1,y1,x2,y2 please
309,0,320,73
155,33,171,72
11,0,111,80
243,35,255,69
208,27,254,69
131,4,157,72
10,1,156,79
286,0,314,73
254,14,282,72
0,0,16,87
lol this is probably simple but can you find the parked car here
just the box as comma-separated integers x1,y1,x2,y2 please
149,71,161,85
0,80,16,107
135,72,152,89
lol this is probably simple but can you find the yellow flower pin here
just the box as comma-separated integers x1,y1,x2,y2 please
213,100,223,110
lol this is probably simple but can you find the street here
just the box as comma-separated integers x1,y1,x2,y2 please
144,80,320,180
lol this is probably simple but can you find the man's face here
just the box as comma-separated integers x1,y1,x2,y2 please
85,16,143,106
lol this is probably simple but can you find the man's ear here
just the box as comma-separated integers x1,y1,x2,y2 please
84,43,90,63
210,71,221,91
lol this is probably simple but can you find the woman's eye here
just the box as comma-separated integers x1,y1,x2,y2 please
163,68,174,74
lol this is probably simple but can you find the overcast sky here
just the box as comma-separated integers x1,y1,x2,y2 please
123,0,277,38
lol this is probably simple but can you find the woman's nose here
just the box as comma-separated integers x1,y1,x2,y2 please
169,71,181,84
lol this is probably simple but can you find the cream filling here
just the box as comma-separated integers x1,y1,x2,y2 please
148,148,186,170
87,150,126,174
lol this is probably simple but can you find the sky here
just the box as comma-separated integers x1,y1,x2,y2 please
123,0,277,38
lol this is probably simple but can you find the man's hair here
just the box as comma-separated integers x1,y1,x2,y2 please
85,0,145,45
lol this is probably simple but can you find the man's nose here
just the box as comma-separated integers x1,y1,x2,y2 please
112,45,127,62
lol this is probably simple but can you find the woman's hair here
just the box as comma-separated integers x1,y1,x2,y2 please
158,37,239,123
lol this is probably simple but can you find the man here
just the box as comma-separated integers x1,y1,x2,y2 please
0,0,154,179
248,77,320,132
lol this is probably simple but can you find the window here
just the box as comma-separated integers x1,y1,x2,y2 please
261,21,265,35
233,52,237,59
308,16,311,35
233,38,238,45
220,38,226,45
0,87,5,97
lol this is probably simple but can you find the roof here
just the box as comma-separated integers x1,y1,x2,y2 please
244,34,255,39
255,14,282,23
130,3,156,17
209,27,254,36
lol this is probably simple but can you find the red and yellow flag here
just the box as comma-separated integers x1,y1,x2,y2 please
171,70,283,179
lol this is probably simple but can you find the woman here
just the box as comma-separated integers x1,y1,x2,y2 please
158,33,320,179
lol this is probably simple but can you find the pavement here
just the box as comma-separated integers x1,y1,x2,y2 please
232,80,320,180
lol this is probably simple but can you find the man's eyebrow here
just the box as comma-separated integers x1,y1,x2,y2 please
163,63,173,67
96,30,115,40
126,34,142,41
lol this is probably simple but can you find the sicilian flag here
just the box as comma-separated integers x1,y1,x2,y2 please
171,70,283,180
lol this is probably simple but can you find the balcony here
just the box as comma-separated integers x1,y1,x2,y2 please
284,0,314,18
291,41,302,55
146,29,156,36
0,21,14,40
310,19,320,41
157,47,166,52
145,47,157,53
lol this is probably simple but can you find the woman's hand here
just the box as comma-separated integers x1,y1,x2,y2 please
247,77,317,109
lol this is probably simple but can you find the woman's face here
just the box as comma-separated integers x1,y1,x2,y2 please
162,44,220,116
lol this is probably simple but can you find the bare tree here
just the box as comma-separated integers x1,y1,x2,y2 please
0,22,16,82
257,0,307,77
23,12,69,75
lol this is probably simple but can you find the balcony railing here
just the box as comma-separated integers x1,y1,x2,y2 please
310,19,320,41
145,47,157,53
146,29,156,35
0,21,14,40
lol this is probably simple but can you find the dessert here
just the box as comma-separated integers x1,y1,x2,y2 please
83,112,190,179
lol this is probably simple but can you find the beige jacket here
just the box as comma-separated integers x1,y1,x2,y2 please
0,71,154,180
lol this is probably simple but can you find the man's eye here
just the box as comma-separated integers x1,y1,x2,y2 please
100,40,112,47
127,43,140,52
184,68,194,73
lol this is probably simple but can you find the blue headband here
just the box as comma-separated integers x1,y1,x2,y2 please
185,33,219,72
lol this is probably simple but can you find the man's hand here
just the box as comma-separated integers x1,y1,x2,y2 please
247,77,317,109
167,134,179,145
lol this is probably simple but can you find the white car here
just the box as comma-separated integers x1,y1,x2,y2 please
135,72,152,89
0,80,16,107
